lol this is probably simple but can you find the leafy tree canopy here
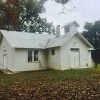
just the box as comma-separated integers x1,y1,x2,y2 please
39,0,70,5
55,0,70,4
82,21,100,49
0,0,56,33
82,21,100,64
0,0,70,33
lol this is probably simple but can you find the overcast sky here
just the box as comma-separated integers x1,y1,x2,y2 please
41,0,100,32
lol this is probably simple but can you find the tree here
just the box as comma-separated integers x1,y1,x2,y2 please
54,0,70,4
0,0,55,34
82,21,100,68
40,0,70,5
0,0,70,33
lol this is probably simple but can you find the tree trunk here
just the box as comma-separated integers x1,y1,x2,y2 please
95,62,97,68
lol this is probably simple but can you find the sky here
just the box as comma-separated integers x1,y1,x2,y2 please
41,0,100,32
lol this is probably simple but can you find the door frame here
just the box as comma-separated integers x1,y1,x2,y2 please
70,48,80,68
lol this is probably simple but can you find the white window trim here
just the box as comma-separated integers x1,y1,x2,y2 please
27,49,39,63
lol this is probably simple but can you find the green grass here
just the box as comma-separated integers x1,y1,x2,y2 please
0,68,100,86
0,68,100,99
93,63,100,68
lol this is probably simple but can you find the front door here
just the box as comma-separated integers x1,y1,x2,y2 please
3,54,7,68
71,48,80,68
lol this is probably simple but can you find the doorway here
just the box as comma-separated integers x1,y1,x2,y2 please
71,48,80,68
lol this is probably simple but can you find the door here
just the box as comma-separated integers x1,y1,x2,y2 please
3,54,7,68
71,48,80,68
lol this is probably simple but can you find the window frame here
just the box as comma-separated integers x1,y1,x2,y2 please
28,49,33,62
34,50,38,61
51,49,55,55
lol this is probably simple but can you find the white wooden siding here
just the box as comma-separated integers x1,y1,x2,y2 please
0,33,93,73
13,49,47,72
47,47,61,70
0,37,15,70
61,35,93,70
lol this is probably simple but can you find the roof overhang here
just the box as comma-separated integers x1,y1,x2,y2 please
88,48,95,50
76,33,94,49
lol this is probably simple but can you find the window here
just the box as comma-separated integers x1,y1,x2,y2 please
51,49,55,55
28,49,32,62
34,50,38,61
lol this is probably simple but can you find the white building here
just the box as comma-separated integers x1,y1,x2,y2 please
0,21,93,73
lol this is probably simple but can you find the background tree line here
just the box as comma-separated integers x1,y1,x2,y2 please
82,21,100,67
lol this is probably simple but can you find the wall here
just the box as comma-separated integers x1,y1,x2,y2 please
0,37,15,70
0,34,93,72
88,50,92,67
14,48,47,72
39,49,48,69
61,34,93,70
47,47,61,70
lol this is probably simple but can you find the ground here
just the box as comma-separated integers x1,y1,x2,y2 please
0,68,100,100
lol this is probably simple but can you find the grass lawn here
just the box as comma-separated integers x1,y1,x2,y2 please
0,68,100,99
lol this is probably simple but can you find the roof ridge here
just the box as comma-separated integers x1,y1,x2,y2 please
0,30,55,36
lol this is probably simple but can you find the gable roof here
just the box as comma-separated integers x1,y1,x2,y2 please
0,30,93,49
46,33,93,49
0,30,55,49
75,33,94,49
46,34,72,48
